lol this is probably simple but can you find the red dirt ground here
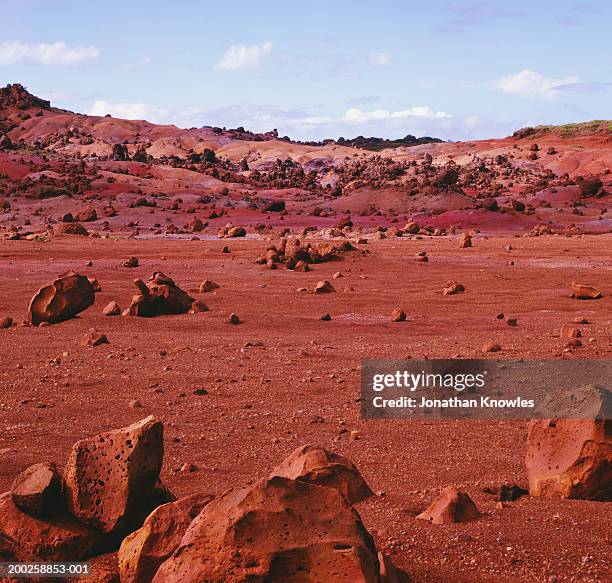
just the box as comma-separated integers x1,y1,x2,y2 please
1,234,610,582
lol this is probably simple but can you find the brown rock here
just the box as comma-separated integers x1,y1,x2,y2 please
459,233,472,248
570,283,602,300
80,328,109,347
118,494,213,583
76,207,97,222
229,313,241,324
123,256,139,268
560,324,582,338
442,281,464,295
0,492,102,561
199,280,219,293
11,462,62,517
28,271,95,326
190,300,209,313
102,300,121,316
293,259,311,272
128,273,195,317
526,385,611,500
0,316,13,329
55,222,89,236
482,341,502,353
391,308,407,322
507,317,518,326
416,486,481,524
63,416,164,534
379,552,410,583
314,280,335,294
89,278,102,292
153,476,380,582
404,221,420,234
269,444,374,504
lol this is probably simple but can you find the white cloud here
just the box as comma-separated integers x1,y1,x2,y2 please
341,106,451,123
495,69,578,99
368,52,392,66
215,42,273,70
89,100,166,121
0,41,99,65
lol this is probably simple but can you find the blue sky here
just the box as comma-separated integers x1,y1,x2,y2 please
1,0,610,140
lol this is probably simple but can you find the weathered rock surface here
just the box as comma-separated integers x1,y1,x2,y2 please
416,486,481,524
11,462,62,517
0,492,102,561
64,416,164,534
153,476,381,582
526,385,611,500
128,273,195,317
269,445,374,504
118,493,213,583
28,271,95,326
80,328,110,347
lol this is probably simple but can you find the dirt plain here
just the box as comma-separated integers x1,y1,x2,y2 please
0,233,610,583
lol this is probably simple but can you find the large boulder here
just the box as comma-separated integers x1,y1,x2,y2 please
128,273,195,317
269,445,374,504
525,385,611,500
11,462,62,517
64,416,165,534
28,270,95,326
416,487,481,524
153,476,381,582
118,493,213,583
0,492,102,561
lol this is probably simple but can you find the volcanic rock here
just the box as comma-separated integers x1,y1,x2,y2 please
128,273,195,317
459,233,472,248
80,328,110,347
560,324,582,338
28,271,95,326
0,492,102,561
404,221,420,234
482,341,502,353
498,484,528,502
442,281,464,295
199,280,219,293
269,445,374,504
118,493,213,583
11,462,62,517
102,300,121,316
123,256,139,268
55,222,89,236
293,259,311,272
570,283,602,299
416,486,481,524
63,416,165,534
576,175,603,197
76,208,97,222
391,308,407,322
153,476,380,582
190,300,209,313
314,280,335,294
525,385,611,500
